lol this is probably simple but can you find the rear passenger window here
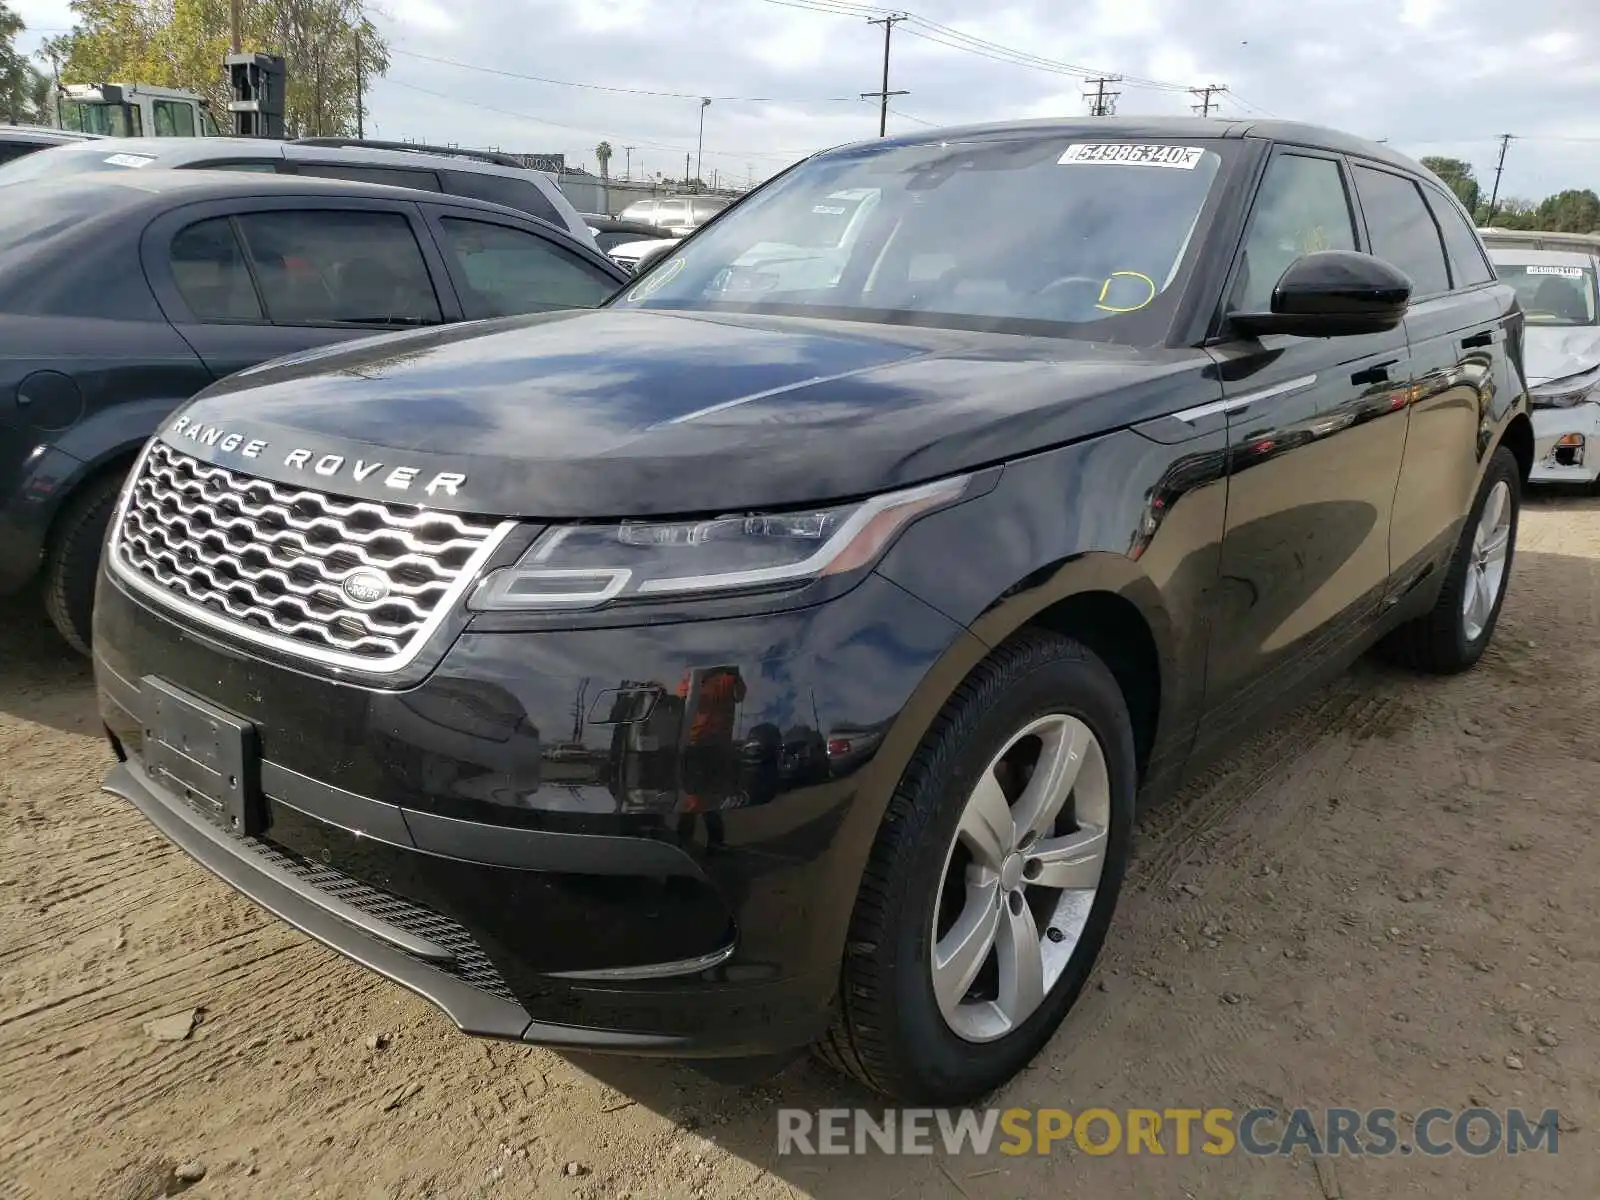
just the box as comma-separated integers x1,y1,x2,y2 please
1353,166,1451,297
1424,187,1495,287
440,170,564,226
233,210,442,327
170,218,264,322
1231,153,1357,313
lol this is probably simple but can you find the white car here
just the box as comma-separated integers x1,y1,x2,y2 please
608,236,681,274
1488,244,1600,484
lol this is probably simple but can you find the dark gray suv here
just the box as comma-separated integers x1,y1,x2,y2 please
0,136,594,245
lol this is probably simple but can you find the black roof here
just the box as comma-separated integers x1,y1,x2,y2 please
842,115,1423,175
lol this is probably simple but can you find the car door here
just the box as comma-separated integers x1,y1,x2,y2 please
142,196,463,382
1355,166,1513,593
421,206,627,318
1199,146,1415,742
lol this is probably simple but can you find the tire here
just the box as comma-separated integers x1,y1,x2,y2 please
1381,444,1520,675
815,630,1136,1104
42,473,124,657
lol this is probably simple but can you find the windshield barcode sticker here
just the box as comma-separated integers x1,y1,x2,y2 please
1058,143,1206,169
104,153,155,168
1526,265,1586,277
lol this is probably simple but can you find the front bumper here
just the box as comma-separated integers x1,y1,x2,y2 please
1530,401,1600,484
94,566,975,1057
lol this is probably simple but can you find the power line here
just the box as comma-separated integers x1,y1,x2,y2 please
390,47,859,105
752,0,1194,94
382,78,807,161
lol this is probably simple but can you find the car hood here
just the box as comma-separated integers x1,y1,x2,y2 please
163,308,1212,518
1525,324,1600,388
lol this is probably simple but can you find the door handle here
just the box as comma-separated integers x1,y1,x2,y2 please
1351,360,1398,387
1461,329,1496,349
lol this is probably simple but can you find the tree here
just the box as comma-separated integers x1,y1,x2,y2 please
44,0,387,137
1535,189,1600,234
1420,156,1480,213
0,0,42,124
595,140,612,180
1482,196,1537,228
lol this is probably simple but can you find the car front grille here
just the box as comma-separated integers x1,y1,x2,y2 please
113,440,505,664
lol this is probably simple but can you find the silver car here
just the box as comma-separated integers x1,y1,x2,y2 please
617,194,729,235
1487,240,1600,484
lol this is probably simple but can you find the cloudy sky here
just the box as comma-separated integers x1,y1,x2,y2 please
11,0,1600,202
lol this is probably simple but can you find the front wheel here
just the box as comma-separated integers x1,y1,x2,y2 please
43,474,124,657
815,631,1136,1104
1381,444,1520,675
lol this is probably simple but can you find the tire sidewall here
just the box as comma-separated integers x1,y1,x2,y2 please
882,644,1136,1100
1448,446,1521,665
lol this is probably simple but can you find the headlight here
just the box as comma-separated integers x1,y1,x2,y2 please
1532,365,1600,409
467,474,972,612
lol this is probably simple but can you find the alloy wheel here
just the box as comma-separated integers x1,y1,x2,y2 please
931,713,1111,1043
1462,479,1512,642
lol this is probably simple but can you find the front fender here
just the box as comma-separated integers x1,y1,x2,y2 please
875,425,1231,785
0,397,186,594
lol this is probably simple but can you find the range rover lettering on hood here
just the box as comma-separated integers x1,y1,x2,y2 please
166,415,467,498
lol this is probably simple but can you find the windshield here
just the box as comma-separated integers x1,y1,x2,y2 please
59,100,142,137
612,137,1227,339
1496,262,1598,326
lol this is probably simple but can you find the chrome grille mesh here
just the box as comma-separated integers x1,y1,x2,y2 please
114,441,501,661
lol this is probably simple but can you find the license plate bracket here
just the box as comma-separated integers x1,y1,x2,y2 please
141,676,262,837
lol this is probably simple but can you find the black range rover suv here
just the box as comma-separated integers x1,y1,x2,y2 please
92,118,1531,1104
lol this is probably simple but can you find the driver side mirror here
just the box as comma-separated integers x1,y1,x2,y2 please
1231,250,1412,338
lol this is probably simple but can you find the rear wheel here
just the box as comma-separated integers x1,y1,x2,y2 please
1381,444,1519,674
816,631,1135,1104
42,473,124,656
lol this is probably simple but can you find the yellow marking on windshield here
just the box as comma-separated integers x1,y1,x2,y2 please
1096,271,1158,313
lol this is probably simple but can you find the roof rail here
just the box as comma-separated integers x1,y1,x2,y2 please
290,137,528,169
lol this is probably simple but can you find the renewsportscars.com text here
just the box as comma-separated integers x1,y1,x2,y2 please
777,1107,1562,1158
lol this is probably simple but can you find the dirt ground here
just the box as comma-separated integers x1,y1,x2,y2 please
3,493,1598,1200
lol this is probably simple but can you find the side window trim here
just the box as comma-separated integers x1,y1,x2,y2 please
1214,144,1363,333
1348,160,1453,300
165,214,269,325
1420,181,1495,291
225,214,273,322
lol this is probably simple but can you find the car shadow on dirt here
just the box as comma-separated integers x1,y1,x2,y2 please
0,589,98,737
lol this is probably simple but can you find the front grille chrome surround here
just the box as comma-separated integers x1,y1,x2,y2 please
108,439,516,674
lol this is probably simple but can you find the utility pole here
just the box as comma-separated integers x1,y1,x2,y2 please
684,151,691,187
861,13,909,137
1486,133,1514,223
229,0,242,53
695,97,710,194
1189,83,1228,117
623,145,634,180
1084,75,1122,117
